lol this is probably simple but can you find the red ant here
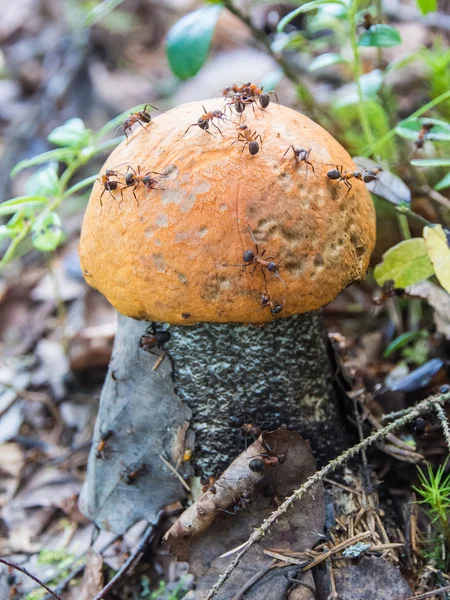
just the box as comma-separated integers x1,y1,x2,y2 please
373,279,404,306
97,169,123,210
223,82,277,110
259,291,285,315
123,166,165,204
326,164,376,194
121,104,158,141
139,324,171,352
183,106,231,138
122,463,148,485
415,122,434,150
230,125,263,156
96,429,113,459
282,145,315,179
358,11,376,31
230,226,286,288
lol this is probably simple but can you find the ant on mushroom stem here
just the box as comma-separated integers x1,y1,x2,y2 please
183,105,231,138
120,104,158,141
230,125,263,156
96,429,113,459
123,166,165,204
282,145,315,179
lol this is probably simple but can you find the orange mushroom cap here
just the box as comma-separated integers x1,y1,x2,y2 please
79,98,376,325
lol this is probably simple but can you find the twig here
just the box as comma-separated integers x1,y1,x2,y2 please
352,396,372,493
433,403,450,453
91,512,163,600
205,391,450,599
395,205,434,228
409,585,450,599
303,531,371,572
0,557,63,600
230,559,278,600
159,454,191,492
220,0,317,117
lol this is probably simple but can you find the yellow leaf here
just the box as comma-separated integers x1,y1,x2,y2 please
423,224,450,293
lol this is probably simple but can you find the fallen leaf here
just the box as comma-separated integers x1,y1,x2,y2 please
423,224,450,293
406,280,450,339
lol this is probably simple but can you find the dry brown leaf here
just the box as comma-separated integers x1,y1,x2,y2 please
406,280,450,340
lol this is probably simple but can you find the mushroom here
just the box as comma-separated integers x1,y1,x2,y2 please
79,98,375,529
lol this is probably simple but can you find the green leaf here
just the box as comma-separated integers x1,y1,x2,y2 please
308,52,347,71
435,171,450,191
277,0,346,32
10,149,77,178
26,165,61,197
383,330,427,358
416,0,437,15
358,24,401,47
83,0,126,27
48,118,91,148
31,212,63,252
64,175,98,197
374,238,434,288
395,117,450,141
166,5,222,80
0,196,48,216
411,158,450,168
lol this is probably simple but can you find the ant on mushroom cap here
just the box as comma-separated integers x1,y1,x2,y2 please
282,145,315,180
230,125,263,157
97,169,123,211
326,164,380,194
118,104,159,142
123,165,165,205
183,105,232,138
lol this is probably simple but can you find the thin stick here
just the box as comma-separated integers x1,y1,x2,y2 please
409,585,450,599
91,512,163,600
434,403,450,453
205,391,450,599
303,531,371,572
0,557,63,600
230,559,278,600
159,454,191,492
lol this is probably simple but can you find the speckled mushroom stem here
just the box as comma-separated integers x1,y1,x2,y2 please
166,310,348,477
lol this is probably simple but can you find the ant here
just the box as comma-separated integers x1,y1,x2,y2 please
282,145,315,179
222,489,253,515
230,125,262,156
122,463,148,485
121,104,158,141
230,226,286,288
326,164,375,194
183,106,231,138
358,11,376,31
223,82,276,110
123,166,165,205
98,169,123,210
415,122,434,150
139,323,171,352
96,429,113,459
259,291,284,315
229,413,262,449
373,279,404,306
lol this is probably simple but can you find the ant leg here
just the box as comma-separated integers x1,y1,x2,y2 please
132,186,139,206
136,120,152,133
143,103,159,112
182,124,197,138
247,226,259,255
345,181,352,195
307,160,316,175
211,122,224,137
239,141,248,158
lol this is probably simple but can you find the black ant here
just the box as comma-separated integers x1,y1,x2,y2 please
230,125,262,156
228,413,262,449
123,166,165,205
98,169,123,210
220,488,253,515
223,82,277,110
326,164,376,194
96,429,113,459
122,463,148,485
230,226,286,288
415,122,434,150
358,11,376,31
183,106,231,138
259,291,284,315
282,146,315,179
139,323,170,352
121,104,158,141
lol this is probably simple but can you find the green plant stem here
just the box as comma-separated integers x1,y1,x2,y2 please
206,391,450,599
395,205,434,228
348,0,376,149
0,222,31,269
366,89,450,157
221,0,317,117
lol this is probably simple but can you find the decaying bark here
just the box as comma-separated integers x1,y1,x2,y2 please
80,311,348,532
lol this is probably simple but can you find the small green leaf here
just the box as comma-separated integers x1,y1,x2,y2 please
0,196,48,216
277,0,346,32
383,330,427,358
358,24,401,47
48,118,91,148
416,0,437,15
64,175,98,197
411,158,450,168
374,238,434,288
396,117,450,141
435,171,450,191
26,165,61,197
166,5,222,80
308,52,347,71
10,149,77,178
32,212,63,252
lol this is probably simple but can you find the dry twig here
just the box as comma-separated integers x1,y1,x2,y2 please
205,391,450,599
0,557,63,600
433,403,450,453
409,585,450,599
